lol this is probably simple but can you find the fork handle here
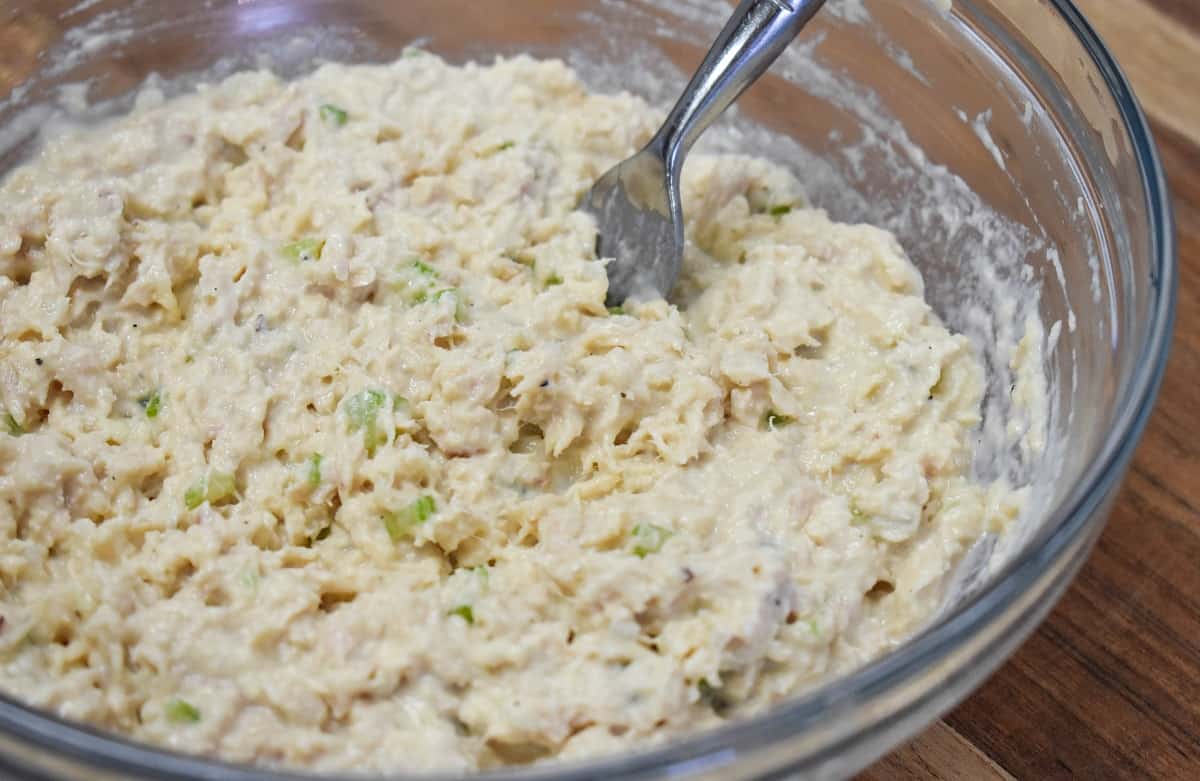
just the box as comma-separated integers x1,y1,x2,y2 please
650,0,826,169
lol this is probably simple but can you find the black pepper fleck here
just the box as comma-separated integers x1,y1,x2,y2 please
539,380,549,388
35,358,43,366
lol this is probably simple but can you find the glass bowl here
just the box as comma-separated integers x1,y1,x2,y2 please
0,1,1174,779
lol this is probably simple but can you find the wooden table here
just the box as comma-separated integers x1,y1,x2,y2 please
863,1,1200,778
0,2,1193,778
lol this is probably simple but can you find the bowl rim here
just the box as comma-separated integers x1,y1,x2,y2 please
0,0,1177,779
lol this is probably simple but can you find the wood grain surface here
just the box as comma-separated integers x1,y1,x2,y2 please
862,1,1200,778
0,2,1194,778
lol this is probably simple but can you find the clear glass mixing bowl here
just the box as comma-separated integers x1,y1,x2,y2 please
0,1,1174,779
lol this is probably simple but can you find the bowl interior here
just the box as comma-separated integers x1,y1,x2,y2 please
0,0,1168,778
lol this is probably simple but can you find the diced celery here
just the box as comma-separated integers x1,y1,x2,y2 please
185,471,236,510
433,288,467,323
206,472,236,503
631,523,672,558
282,238,324,262
382,495,437,542
344,389,389,454
762,410,794,430
165,698,200,723
319,104,348,126
4,413,23,437
139,389,163,419
448,605,474,624
184,479,206,510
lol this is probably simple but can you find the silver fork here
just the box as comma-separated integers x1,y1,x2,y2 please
582,0,826,306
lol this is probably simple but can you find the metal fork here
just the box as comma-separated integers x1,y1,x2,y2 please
582,0,826,305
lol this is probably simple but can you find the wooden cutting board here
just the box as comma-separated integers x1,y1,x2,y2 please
862,1,1200,778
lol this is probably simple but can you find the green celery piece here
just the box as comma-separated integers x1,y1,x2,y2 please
345,388,387,424
307,453,323,487
4,413,24,437
411,259,438,277
768,204,792,217
433,288,467,323
448,604,474,624
762,410,794,430
206,472,236,503
344,389,389,453
282,238,324,262
393,260,437,305
410,494,437,523
184,478,207,510
139,389,163,419
185,471,236,510
382,511,403,542
319,103,348,126
631,523,672,558
165,698,201,724
382,495,437,542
